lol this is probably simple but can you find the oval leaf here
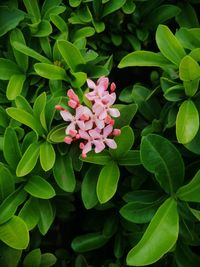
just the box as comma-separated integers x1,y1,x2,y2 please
40,142,56,171
6,74,26,100
34,63,68,80
126,198,179,266
179,55,200,81
24,175,55,199
176,99,199,144
97,161,120,204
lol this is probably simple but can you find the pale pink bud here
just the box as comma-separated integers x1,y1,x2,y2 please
105,115,112,124
113,129,121,136
80,142,85,149
110,82,116,92
76,134,80,139
80,114,90,121
64,136,73,144
68,99,78,109
55,105,65,111
82,153,87,158
69,129,77,137
67,89,79,102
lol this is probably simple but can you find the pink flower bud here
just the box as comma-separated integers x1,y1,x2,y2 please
76,134,80,139
64,136,73,144
80,142,85,149
69,129,77,137
55,105,65,111
68,99,78,109
80,114,90,121
110,82,116,92
82,153,87,158
67,89,79,102
113,129,121,136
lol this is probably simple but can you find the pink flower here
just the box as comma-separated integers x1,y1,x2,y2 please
67,89,80,109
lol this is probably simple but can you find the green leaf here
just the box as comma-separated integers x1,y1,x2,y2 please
176,2,199,28
3,127,22,170
141,134,184,194
39,253,57,267
15,95,33,114
80,150,112,165
118,51,173,69
120,197,164,224
37,199,54,235
47,124,66,143
12,42,51,63
175,243,200,267
6,108,44,135
177,169,200,202
71,232,108,252
0,7,25,37
102,0,126,17
57,40,85,72
33,92,47,131
10,29,29,72
156,24,186,66
40,142,55,171
0,165,15,202
53,154,76,192
33,20,52,37
126,198,179,266
97,161,120,204
179,55,200,81
81,166,100,209
6,74,26,100
0,216,29,250
183,79,199,98
50,14,68,33
117,150,141,166
0,58,22,80
114,104,137,128
0,243,22,267
16,142,40,177
176,100,199,144
72,26,95,42
110,126,134,159
34,63,68,80
23,248,41,267
19,198,39,230
0,189,27,225
24,176,55,199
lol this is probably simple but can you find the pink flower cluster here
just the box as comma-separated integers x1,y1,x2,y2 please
55,77,121,158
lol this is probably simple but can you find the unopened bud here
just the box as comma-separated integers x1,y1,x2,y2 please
110,82,116,92
82,153,87,158
113,129,121,136
64,136,73,144
55,105,64,111
80,142,85,149
69,129,77,137
68,99,78,109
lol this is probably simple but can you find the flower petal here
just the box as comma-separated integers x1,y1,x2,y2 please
77,120,85,130
82,141,92,154
105,138,117,149
79,130,90,140
87,79,96,90
85,120,93,130
89,129,101,139
95,118,105,129
60,111,73,121
108,108,120,117
66,122,75,135
93,140,105,153
103,124,113,137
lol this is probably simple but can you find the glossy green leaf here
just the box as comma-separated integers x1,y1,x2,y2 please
156,24,186,66
97,161,120,204
0,7,25,37
71,232,108,252
33,92,47,131
40,253,57,267
177,169,200,202
0,59,21,80
37,199,54,235
183,79,199,97
141,134,184,194
24,176,55,199
0,165,15,202
23,0,41,22
176,100,199,144
3,127,21,170
33,20,52,37
53,154,76,192
80,150,112,165
10,29,28,72
0,216,29,250
23,249,41,267
50,14,68,33
34,63,68,81
117,150,141,166
6,74,26,100
12,42,51,63
40,142,55,171
0,243,22,267
126,198,179,266
72,27,95,41
0,189,27,224
120,198,164,224
16,142,40,177
118,51,173,69
102,0,126,17
114,104,137,128
179,55,200,81
110,126,134,159
57,40,85,72
15,95,33,114
70,71,87,88
81,166,100,209
19,198,39,230
6,108,44,135
47,124,66,143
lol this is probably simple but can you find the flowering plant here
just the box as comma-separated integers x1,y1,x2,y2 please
56,77,121,158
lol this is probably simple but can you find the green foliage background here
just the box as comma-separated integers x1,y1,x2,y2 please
0,0,200,266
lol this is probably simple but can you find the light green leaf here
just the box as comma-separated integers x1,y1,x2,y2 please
156,24,186,66
126,198,179,266
40,142,55,171
57,40,85,72
6,74,26,100
110,126,134,159
0,58,22,80
33,20,52,37
34,63,68,80
24,176,55,199
39,253,57,267
176,100,199,144
97,161,120,204
16,142,40,177
19,198,39,230
37,199,54,235
53,154,76,192
177,169,200,202
47,124,66,143
179,55,200,81
0,165,15,202
33,92,47,131
118,51,173,69
0,216,29,250
80,150,112,165
141,134,184,194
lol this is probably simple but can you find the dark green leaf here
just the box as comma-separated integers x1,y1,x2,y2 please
114,104,137,128
117,150,141,166
37,199,54,235
0,59,21,80
23,249,41,267
102,0,126,17
81,150,112,165
0,165,15,202
39,253,57,267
